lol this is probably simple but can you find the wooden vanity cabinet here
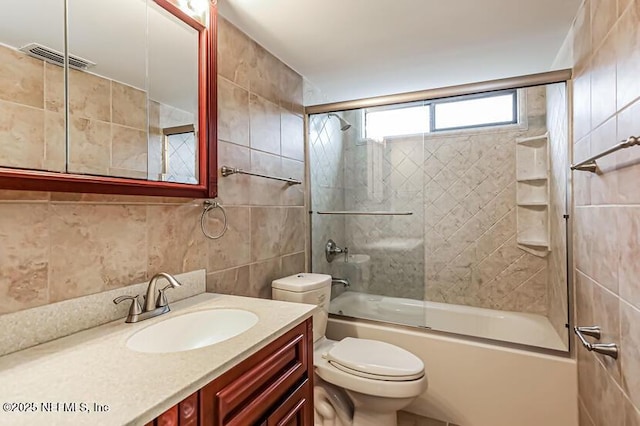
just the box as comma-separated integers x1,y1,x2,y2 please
146,319,314,426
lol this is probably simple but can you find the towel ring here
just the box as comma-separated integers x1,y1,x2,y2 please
201,200,227,240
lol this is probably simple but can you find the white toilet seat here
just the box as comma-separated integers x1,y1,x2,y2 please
324,337,425,381
314,338,428,399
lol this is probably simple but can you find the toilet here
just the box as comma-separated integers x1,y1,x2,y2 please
272,273,428,426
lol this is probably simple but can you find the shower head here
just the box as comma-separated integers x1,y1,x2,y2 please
328,113,352,131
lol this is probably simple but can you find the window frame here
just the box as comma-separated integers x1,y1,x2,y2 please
363,89,519,140
430,89,518,132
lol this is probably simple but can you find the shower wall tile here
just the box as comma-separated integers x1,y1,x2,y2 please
571,0,640,422
420,89,551,314
0,16,306,329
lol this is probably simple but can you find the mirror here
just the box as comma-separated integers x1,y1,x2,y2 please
0,0,215,196
0,0,66,173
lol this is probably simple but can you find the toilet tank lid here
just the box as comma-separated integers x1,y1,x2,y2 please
272,273,332,291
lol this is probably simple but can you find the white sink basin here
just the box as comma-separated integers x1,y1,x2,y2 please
126,309,259,353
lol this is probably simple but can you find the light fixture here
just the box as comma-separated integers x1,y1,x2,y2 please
177,0,210,20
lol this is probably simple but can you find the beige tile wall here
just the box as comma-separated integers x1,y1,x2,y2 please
571,0,640,424
308,88,560,316
0,17,306,317
423,89,551,314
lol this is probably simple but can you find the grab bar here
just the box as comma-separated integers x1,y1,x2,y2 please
574,326,618,359
571,136,639,173
316,211,413,216
221,165,302,185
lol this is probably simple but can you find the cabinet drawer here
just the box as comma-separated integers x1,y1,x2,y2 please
266,379,311,426
201,321,311,426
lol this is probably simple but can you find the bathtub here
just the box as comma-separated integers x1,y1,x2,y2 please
329,291,568,351
326,294,578,426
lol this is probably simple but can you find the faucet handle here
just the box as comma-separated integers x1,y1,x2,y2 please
113,295,143,318
156,284,176,308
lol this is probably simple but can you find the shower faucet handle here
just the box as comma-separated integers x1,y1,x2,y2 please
325,239,348,263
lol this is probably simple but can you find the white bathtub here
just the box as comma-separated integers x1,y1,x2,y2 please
329,291,568,351
326,314,578,426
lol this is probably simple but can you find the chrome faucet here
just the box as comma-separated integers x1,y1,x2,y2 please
325,239,348,263
331,278,350,288
113,272,182,323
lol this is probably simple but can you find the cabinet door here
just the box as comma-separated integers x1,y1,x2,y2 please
148,391,198,426
201,321,311,426
266,379,311,426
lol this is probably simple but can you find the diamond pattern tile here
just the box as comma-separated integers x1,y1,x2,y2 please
310,88,555,315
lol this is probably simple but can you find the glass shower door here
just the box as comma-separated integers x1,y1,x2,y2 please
309,104,428,328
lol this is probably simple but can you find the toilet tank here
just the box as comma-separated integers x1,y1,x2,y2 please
272,273,332,343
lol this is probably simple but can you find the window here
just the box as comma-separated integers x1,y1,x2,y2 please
363,90,518,139
433,90,517,131
365,103,429,141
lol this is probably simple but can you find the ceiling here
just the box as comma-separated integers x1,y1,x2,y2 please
218,0,580,105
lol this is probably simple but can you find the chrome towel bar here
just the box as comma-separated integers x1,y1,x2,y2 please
221,165,302,185
315,211,413,216
574,326,618,359
571,136,639,173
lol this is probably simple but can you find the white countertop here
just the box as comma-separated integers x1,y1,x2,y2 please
0,293,315,426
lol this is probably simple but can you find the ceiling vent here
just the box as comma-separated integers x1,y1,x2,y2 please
19,43,96,70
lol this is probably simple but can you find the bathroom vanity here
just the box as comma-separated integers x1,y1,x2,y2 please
147,320,313,426
0,293,315,425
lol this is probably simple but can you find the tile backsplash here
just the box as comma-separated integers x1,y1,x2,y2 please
0,17,306,317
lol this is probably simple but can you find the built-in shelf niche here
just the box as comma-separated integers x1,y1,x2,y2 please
516,133,550,257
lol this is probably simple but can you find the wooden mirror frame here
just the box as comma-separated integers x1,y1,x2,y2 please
0,0,217,198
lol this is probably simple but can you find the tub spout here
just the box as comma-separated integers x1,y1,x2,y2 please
332,278,350,288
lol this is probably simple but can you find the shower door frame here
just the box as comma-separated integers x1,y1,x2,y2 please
304,69,575,356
